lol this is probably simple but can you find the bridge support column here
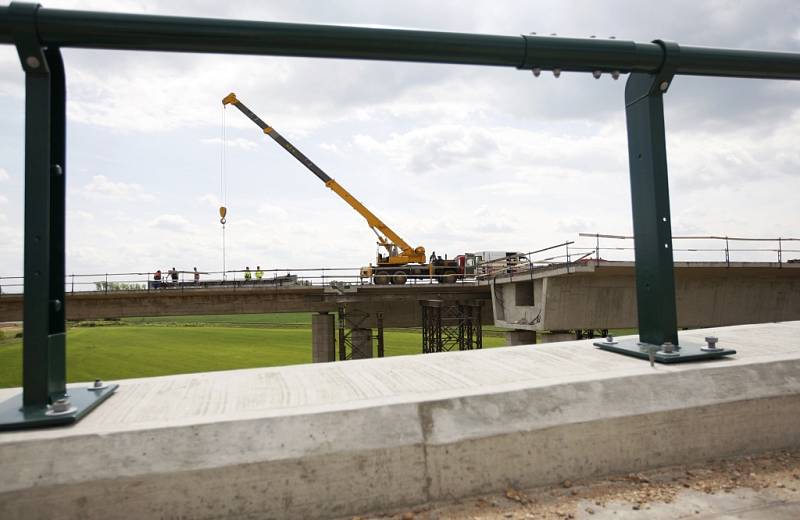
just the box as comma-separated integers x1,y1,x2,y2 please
350,328,373,359
541,331,576,343
311,312,335,363
505,330,536,346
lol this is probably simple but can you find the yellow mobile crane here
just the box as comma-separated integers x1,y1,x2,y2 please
222,93,464,284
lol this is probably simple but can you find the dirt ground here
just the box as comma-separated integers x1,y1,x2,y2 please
348,448,800,520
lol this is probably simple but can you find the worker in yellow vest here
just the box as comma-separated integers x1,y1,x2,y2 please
244,266,252,281
255,265,263,281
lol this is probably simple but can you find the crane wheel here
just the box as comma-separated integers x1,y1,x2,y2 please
391,271,408,285
374,273,390,285
442,271,458,284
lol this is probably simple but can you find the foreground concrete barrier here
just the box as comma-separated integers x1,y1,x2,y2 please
1,321,799,519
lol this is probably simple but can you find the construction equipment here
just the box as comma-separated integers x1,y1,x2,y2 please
222,92,464,284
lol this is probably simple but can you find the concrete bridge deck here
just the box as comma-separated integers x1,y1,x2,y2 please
2,261,797,334
1,321,799,519
487,261,800,333
0,283,493,328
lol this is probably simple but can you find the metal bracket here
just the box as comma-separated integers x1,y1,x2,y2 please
594,336,736,364
625,40,679,106
8,2,48,76
0,1,118,431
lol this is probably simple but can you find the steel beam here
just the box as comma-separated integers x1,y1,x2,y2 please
0,4,799,79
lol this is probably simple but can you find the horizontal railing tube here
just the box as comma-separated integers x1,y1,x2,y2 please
520,36,663,73
675,45,800,80
0,5,799,79
0,6,523,66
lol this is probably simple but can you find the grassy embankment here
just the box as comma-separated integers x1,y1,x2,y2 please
0,313,507,388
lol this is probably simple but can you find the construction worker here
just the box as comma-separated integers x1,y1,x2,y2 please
244,266,252,281
193,267,200,284
255,265,263,281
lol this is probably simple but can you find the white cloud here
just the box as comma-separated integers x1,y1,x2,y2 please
201,137,260,151
351,123,626,179
81,175,154,201
67,210,95,221
0,168,9,182
257,203,289,220
0,195,7,205
199,193,223,208
148,214,193,233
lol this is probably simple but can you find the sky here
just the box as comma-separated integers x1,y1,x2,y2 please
0,0,799,288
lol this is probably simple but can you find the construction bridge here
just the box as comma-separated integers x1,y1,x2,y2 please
1,3,800,519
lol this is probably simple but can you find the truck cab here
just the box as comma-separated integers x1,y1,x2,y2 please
465,251,530,277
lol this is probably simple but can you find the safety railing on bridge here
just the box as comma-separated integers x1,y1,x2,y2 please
473,241,593,282
574,233,800,267
0,265,481,296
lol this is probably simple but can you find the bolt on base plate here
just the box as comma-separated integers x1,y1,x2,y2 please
594,338,736,364
0,384,118,432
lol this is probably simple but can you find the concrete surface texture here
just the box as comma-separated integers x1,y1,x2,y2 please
363,447,800,519
1,321,799,519
489,261,800,331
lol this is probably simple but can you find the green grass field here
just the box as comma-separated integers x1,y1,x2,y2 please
0,313,636,389
122,312,315,327
0,315,507,388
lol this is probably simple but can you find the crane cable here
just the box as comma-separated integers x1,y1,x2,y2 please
220,103,228,280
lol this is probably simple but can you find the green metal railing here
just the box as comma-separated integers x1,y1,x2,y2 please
1,1,799,429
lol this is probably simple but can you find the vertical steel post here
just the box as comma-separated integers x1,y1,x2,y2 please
0,3,118,430
338,306,346,361
11,2,66,407
376,312,384,358
624,40,679,347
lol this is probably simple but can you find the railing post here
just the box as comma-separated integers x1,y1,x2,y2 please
622,41,679,347
11,4,66,409
778,237,783,267
595,233,600,266
1,3,117,430
725,236,730,267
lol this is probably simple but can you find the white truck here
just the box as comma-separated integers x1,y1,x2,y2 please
465,251,530,278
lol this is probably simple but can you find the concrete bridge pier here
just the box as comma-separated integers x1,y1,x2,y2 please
504,330,537,346
350,328,373,359
311,312,335,363
540,331,576,343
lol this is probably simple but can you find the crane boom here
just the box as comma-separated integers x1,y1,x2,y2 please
222,92,426,265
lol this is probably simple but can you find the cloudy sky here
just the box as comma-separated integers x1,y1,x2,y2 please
0,0,799,286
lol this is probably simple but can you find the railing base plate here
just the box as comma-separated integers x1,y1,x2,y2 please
594,339,736,364
0,384,118,432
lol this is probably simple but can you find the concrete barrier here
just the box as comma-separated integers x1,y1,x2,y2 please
1,321,799,519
